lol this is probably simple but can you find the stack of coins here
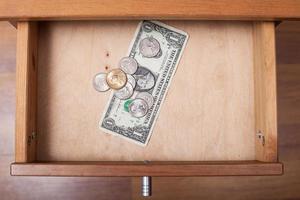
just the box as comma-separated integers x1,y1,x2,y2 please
114,57,138,100
93,57,138,100
123,91,155,118
94,36,161,118
93,68,127,92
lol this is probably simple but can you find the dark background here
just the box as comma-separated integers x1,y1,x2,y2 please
0,21,299,200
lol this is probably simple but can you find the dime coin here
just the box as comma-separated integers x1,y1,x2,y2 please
119,57,138,74
136,92,154,108
106,69,127,90
93,73,110,92
134,67,156,92
126,74,136,89
139,37,161,58
128,98,149,118
114,82,134,100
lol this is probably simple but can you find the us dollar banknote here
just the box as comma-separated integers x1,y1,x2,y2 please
100,21,188,146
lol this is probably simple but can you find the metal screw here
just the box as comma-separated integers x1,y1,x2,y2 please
27,131,37,146
256,131,265,146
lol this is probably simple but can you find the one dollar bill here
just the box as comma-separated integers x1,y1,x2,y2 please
100,21,188,146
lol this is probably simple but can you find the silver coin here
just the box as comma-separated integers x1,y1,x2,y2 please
114,82,134,100
127,74,136,89
134,67,156,91
139,37,161,58
129,98,149,118
93,73,110,92
136,92,154,108
119,57,138,74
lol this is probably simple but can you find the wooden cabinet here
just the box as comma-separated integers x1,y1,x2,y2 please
1,0,298,177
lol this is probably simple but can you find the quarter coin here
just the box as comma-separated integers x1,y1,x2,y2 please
93,73,110,92
134,67,156,92
128,98,149,118
114,82,134,100
119,57,138,74
136,92,154,108
139,37,161,58
106,69,127,90
126,74,136,89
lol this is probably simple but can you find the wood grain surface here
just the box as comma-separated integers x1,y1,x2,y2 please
36,21,255,161
15,22,38,162
0,0,300,20
0,21,300,199
253,22,277,162
11,161,282,177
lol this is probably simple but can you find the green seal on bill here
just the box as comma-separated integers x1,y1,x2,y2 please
124,99,134,112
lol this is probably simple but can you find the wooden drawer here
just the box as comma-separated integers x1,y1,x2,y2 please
10,20,283,177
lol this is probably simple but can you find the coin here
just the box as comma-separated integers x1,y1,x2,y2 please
139,37,161,58
128,98,149,118
136,92,154,108
114,82,134,100
126,74,136,89
134,67,156,92
93,73,110,92
106,69,127,90
119,57,138,74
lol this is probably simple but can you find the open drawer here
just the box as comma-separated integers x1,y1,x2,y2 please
11,20,282,176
